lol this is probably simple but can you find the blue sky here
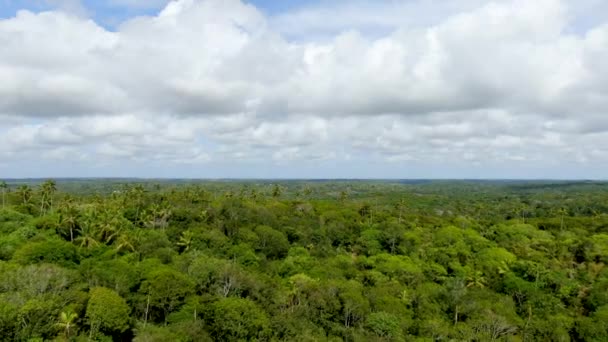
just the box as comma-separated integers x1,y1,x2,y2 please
0,0,312,20
1,0,608,179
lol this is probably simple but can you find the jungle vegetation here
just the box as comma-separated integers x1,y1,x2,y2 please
0,179,607,341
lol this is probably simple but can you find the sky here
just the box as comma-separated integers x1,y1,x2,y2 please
1,0,608,179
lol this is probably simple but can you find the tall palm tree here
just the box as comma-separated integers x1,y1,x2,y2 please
557,207,568,231
39,179,57,214
129,184,146,222
59,200,79,242
397,198,407,224
0,181,7,209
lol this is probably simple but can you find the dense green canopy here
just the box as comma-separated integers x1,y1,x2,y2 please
0,179,607,341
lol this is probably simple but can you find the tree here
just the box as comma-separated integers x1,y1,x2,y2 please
210,297,269,340
140,268,194,324
445,277,467,325
176,230,194,252
303,185,312,198
40,179,57,214
58,200,78,242
0,181,7,208
556,207,568,231
86,287,131,337
56,310,78,338
466,271,487,289
13,239,78,267
271,184,283,198
254,225,289,259
338,279,370,328
16,185,33,206
114,232,137,253
397,198,407,224
75,217,100,249
144,203,172,230
366,312,403,340
129,184,146,222
339,190,348,202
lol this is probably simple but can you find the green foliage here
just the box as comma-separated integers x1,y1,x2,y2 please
140,268,194,323
210,297,269,341
12,238,78,267
86,287,131,336
366,312,403,340
254,225,289,259
1,179,608,340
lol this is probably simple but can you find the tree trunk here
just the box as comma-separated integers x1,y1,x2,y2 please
144,294,150,328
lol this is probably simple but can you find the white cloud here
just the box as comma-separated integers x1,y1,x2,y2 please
107,0,171,10
1,0,608,177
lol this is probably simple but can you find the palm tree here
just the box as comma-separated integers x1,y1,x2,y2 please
397,198,407,224
96,207,124,243
144,203,171,230
115,232,137,253
516,203,527,223
56,310,78,338
0,181,7,209
59,200,79,242
16,185,32,206
39,179,57,214
75,212,99,248
557,207,568,231
466,270,487,288
129,185,146,222
176,231,194,252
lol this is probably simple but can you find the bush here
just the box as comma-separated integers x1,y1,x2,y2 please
12,238,78,267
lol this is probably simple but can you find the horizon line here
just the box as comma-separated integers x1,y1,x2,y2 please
1,177,606,182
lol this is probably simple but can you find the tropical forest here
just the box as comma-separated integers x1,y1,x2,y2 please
0,179,607,341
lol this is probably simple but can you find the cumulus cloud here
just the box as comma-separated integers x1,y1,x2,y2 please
106,0,171,10
1,0,608,177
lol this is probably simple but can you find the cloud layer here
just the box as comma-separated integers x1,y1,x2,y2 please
1,0,608,178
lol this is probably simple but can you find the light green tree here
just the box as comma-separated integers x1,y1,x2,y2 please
86,287,130,338
211,297,269,340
